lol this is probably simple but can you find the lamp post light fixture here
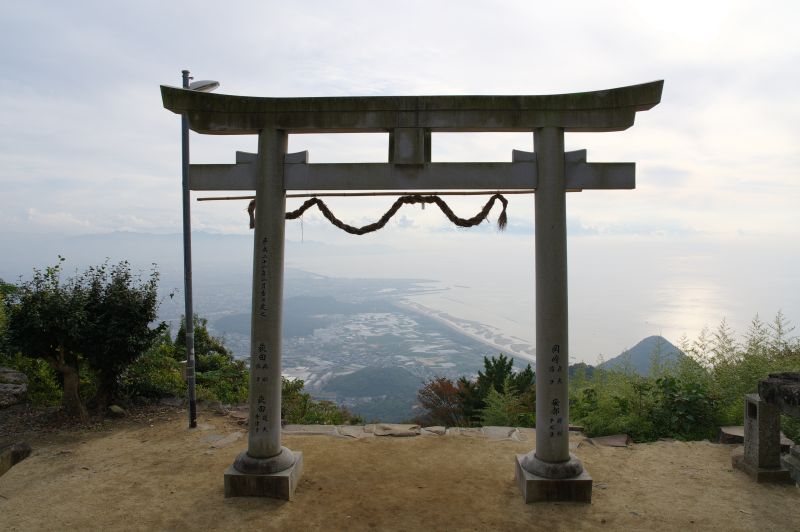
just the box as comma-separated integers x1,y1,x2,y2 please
181,69,219,428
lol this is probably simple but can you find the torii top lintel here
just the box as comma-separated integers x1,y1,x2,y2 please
161,80,663,135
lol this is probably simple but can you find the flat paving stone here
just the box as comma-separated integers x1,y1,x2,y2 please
282,424,340,436
585,434,632,447
373,424,420,437
337,425,373,439
719,425,794,451
445,427,483,437
482,426,515,440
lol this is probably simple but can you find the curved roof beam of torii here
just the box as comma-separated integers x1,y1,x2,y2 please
161,80,663,135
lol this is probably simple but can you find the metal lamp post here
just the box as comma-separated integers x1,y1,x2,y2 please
181,69,219,428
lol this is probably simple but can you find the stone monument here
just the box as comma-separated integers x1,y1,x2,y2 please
733,372,800,484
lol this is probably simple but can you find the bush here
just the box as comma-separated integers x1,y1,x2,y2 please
0,352,62,406
414,354,535,427
570,313,800,442
282,377,361,425
121,342,185,399
479,376,526,427
3,259,164,419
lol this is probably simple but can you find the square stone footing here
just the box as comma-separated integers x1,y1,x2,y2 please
515,455,592,503
731,449,792,483
224,452,304,500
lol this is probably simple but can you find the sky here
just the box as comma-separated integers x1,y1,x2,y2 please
1,0,798,363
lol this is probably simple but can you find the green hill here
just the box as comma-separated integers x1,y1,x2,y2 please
597,335,683,376
321,366,423,422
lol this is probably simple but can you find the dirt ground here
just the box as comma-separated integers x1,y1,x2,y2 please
1,408,798,531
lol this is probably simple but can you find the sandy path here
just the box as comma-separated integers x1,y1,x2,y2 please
1,412,798,531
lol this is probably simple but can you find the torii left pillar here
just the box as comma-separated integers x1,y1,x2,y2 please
224,129,304,499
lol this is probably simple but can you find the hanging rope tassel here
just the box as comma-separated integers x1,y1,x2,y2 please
247,193,508,233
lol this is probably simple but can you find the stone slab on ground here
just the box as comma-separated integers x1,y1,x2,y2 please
781,448,800,484
731,447,793,483
585,434,632,447
0,367,28,409
511,428,535,442
223,452,304,500
445,427,483,437
421,426,446,436
337,425,373,439
482,426,515,440
514,454,592,503
203,431,244,448
282,424,341,436
373,424,420,437
718,425,794,452
0,441,32,477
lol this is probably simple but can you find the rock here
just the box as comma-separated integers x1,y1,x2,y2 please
0,367,27,385
585,434,632,447
0,367,28,409
204,432,244,448
108,405,127,418
373,423,421,437
338,425,373,439
718,425,794,452
718,426,745,444
512,428,536,442
445,427,483,437
282,424,340,436
482,426,515,440
159,397,184,407
421,426,446,436
0,441,32,477
203,401,228,414
132,396,151,406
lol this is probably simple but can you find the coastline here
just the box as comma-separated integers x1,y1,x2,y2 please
396,298,536,365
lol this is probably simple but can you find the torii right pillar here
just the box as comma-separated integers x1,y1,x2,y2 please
515,88,665,501
515,126,592,502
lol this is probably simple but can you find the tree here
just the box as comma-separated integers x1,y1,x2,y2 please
173,315,233,372
81,261,163,408
0,279,17,353
416,377,467,427
476,354,534,398
479,376,525,427
456,376,482,425
5,259,164,419
172,316,248,403
5,260,89,420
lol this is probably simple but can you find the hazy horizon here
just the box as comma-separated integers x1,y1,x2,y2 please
2,228,796,366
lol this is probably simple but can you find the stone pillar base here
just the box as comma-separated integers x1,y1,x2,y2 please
224,452,304,499
515,455,592,503
732,448,792,483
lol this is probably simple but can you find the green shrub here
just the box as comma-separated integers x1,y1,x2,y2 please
282,377,361,425
196,364,248,404
570,313,800,442
121,342,185,399
651,376,715,440
0,352,62,406
479,376,525,427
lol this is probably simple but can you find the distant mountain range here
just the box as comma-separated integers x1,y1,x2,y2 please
597,335,683,376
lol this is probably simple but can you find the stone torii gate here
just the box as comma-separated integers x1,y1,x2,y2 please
161,80,663,503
